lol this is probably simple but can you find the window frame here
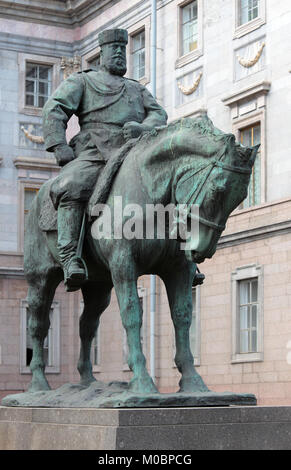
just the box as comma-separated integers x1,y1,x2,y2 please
20,299,60,374
233,110,265,209
83,47,101,70
25,62,52,109
131,28,146,82
18,53,61,117
239,121,261,209
176,0,203,68
127,16,151,86
234,0,266,39
222,81,270,210
231,264,264,363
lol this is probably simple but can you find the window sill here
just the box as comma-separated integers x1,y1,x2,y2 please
20,367,60,374
20,106,44,117
234,17,265,39
138,76,150,86
231,352,263,364
175,49,203,69
173,357,200,368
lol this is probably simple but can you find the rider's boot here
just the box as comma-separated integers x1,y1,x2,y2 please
57,202,87,292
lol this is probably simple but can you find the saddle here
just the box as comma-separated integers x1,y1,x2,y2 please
38,138,137,232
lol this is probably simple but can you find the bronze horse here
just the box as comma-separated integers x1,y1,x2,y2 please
24,116,258,394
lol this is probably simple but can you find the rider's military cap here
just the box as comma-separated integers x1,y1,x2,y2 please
98,29,128,46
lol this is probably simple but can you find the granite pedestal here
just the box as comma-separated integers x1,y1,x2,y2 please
1,405,291,450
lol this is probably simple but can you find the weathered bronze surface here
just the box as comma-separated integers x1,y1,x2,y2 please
2,29,259,407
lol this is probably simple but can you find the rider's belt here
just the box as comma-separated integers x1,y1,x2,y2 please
80,122,123,131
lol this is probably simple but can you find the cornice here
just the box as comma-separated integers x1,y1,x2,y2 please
0,266,24,278
218,219,291,250
0,0,123,28
222,80,271,107
14,156,59,171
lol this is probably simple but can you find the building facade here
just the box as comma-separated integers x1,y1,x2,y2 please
0,0,291,405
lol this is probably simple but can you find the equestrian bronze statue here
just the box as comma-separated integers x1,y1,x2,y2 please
12,29,259,400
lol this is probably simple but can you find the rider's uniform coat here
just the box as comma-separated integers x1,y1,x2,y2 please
42,69,167,208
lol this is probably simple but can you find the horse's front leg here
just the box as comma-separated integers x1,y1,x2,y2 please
78,281,112,386
163,265,209,393
113,273,158,394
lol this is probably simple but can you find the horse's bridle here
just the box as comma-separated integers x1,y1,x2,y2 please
181,144,252,233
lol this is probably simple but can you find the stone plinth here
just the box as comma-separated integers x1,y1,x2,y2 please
1,405,291,450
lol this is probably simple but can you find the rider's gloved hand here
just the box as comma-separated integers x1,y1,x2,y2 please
53,144,75,167
123,121,146,140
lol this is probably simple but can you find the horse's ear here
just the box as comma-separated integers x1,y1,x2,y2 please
226,134,235,146
250,144,260,165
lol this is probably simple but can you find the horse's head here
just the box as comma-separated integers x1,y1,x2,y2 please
174,130,259,263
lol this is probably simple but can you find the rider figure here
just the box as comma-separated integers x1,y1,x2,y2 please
42,29,168,291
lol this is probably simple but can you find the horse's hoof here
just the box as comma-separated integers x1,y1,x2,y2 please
28,380,51,393
79,376,97,387
179,376,209,393
129,376,159,395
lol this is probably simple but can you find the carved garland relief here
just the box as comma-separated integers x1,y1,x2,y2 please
177,71,203,96
236,42,265,68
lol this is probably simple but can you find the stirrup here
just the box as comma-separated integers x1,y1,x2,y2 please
193,267,205,287
64,256,88,292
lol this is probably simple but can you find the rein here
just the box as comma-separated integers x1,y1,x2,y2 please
182,144,252,232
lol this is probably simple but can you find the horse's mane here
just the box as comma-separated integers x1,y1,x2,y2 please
137,114,226,149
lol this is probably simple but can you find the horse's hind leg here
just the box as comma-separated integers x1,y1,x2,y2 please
26,271,61,392
78,281,112,386
163,264,209,393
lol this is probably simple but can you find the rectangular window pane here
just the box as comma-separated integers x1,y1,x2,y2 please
26,63,37,78
181,1,198,55
25,62,52,108
132,30,145,80
238,279,258,353
240,123,261,208
239,0,259,25
25,93,35,107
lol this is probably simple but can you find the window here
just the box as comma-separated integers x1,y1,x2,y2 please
25,63,52,108
238,278,258,353
127,17,150,85
20,300,60,373
231,264,263,363
19,53,60,116
176,0,203,68
131,30,145,81
181,1,198,56
88,54,101,69
240,123,261,208
239,0,259,26
234,0,265,38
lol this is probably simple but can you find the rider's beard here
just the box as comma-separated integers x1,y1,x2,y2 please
106,58,127,76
